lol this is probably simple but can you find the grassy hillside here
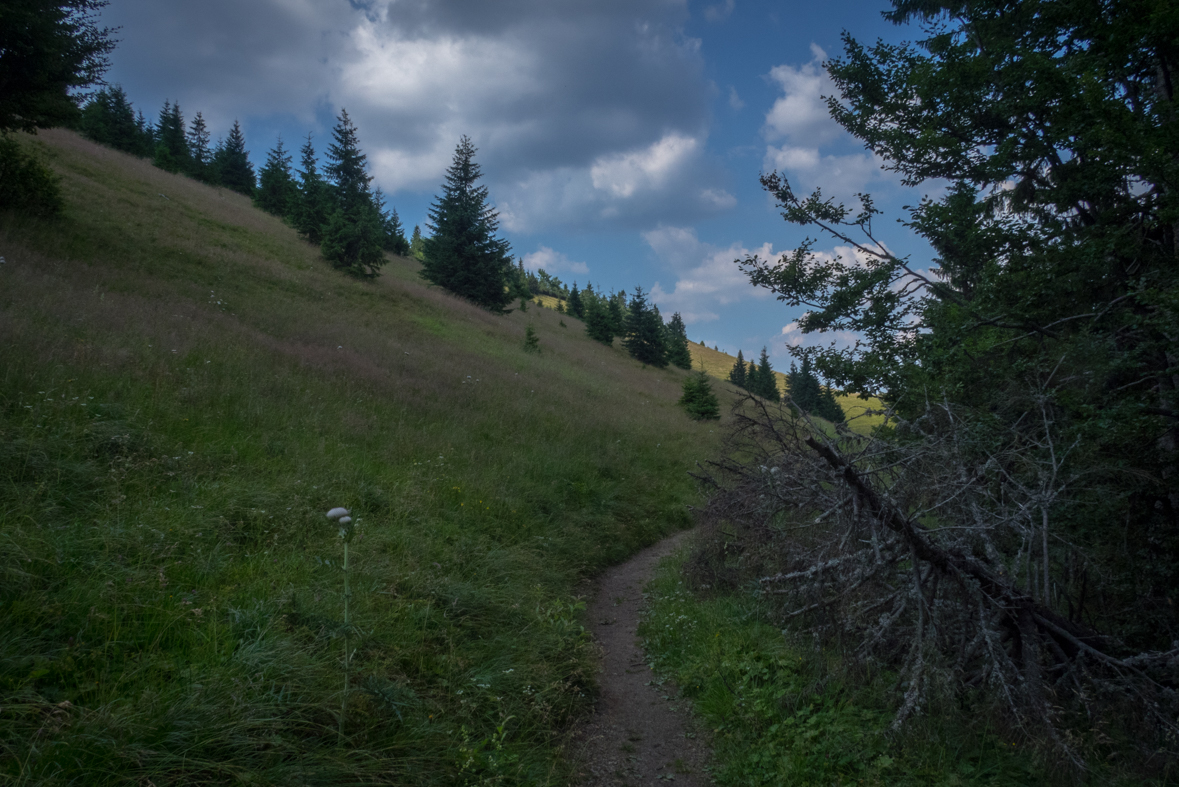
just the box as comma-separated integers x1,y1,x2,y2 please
0,130,728,785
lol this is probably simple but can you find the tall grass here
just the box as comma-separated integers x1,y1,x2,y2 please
0,130,728,785
642,548,1048,786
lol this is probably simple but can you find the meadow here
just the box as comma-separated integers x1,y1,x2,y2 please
0,130,728,785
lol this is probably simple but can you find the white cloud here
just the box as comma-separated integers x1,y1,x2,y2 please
522,246,589,276
590,134,700,198
764,44,840,145
761,44,898,203
644,226,774,323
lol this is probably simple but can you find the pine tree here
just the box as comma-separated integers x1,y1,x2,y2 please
152,100,188,173
568,283,584,320
421,136,513,312
319,110,385,276
186,112,212,182
728,349,748,389
372,188,409,255
410,225,425,260
816,385,846,423
522,324,540,353
80,85,145,155
622,287,668,368
214,120,255,196
755,346,780,401
295,133,329,245
255,137,297,217
679,371,720,420
584,299,615,345
607,294,625,337
324,109,371,214
665,312,692,370
746,358,761,397
787,356,822,412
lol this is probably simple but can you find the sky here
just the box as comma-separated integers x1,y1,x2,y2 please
95,0,936,367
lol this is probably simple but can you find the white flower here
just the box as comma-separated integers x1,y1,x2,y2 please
326,507,349,519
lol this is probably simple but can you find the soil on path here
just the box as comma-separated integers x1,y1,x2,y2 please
571,529,712,786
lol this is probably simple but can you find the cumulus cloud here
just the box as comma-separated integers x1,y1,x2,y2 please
644,226,775,323
761,43,895,203
591,134,699,198
522,246,590,276
98,0,726,229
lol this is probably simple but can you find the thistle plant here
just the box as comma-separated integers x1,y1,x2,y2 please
326,506,355,740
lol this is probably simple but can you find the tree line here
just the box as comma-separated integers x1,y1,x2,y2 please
78,87,409,277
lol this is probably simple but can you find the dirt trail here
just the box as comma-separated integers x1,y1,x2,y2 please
571,530,711,785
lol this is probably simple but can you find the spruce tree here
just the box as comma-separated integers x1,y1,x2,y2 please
410,225,425,259
568,283,584,320
295,133,329,245
584,299,615,345
728,349,748,389
320,110,385,276
152,100,188,173
372,188,410,255
665,312,692,370
214,120,255,196
255,137,297,217
755,346,780,401
421,136,513,312
607,294,625,337
186,112,212,182
622,287,668,368
746,358,761,397
80,86,144,154
324,109,371,214
679,371,721,420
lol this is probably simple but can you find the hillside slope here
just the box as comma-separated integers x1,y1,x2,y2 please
0,130,727,785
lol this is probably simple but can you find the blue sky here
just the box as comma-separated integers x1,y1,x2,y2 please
96,0,935,367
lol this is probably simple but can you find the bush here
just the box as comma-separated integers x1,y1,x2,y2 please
0,134,63,216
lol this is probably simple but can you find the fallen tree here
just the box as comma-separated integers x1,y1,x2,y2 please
690,394,1179,769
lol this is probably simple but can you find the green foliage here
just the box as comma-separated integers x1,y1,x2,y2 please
185,112,212,181
679,372,720,421
319,111,385,276
785,356,842,421
213,119,255,196
0,133,63,216
410,224,425,260
567,284,584,320
584,300,614,345
421,136,514,312
0,0,115,132
294,133,329,245
320,205,385,278
254,137,297,218
642,554,1045,787
79,85,153,156
727,350,747,389
622,286,667,368
522,323,540,354
151,100,188,173
665,312,692,370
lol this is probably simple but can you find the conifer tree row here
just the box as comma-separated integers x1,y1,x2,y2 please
78,92,410,277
